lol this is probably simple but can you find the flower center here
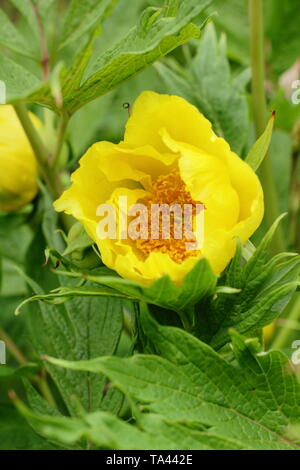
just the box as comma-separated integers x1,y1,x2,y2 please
135,170,201,263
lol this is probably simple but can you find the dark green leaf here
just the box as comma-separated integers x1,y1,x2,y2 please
44,318,300,450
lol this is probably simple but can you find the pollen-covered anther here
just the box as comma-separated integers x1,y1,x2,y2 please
135,170,201,263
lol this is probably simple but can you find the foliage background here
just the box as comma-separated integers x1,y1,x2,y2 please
0,0,300,451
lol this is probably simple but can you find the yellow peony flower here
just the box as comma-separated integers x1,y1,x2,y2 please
54,92,264,285
0,105,40,212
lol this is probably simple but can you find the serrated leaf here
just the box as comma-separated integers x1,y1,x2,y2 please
63,23,201,113
244,214,287,279
25,0,211,112
6,0,212,113
15,195,125,417
43,317,300,450
207,0,249,66
24,277,125,416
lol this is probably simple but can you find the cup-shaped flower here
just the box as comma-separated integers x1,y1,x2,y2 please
0,105,40,212
54,92,264,285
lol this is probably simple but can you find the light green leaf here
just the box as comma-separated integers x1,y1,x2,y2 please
0,9,33,58
0,54,41,104
14,400,245,450
9,0,55,35
60,0,118,49
208,0,249,65
63,222,94,257
5,0,212,112
245,112,275,171
59,0,212,112
9,0,39,37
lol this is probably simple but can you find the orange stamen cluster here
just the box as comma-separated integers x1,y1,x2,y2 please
135,170,201,263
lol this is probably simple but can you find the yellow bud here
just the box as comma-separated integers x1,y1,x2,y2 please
0,105,40,212
263,322,275,343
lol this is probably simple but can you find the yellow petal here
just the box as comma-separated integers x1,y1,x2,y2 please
54,92,264,286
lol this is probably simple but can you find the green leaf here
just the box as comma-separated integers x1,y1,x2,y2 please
0,54,41,104
9,0,39,37
195,217,300,349
208,0,249,66
9,0,55,36
62,222,94,257
14,400,246,450
15,284,129,312
23,380,62,417
265,0,300,76
0,9,34,58
5,0,212,112
22,381,83,450
24,0,211,112
17,258,217,321
0,404,57,450
23,276,125,416
63,2,209,113
156,23,250,154
60,0,118,49
15,195,126,417
0,363,38,381
44,319,300,450
245,112,275,171
211,0,300,76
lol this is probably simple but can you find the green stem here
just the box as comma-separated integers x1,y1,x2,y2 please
51,112,69,169
270,294,300,350
34,373,57,409
14,103,49,167
0,328,27,365
288,148,300,249
0,327,58,408
178,309,193,333
249,0,284,253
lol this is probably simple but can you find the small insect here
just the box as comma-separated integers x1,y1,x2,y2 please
123,102,131,116
55,259,60,269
